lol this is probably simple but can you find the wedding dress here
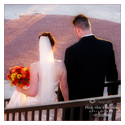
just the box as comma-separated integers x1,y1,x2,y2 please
5,80,62,121
5,81,62,121
23,80,62,121
5,36,62,121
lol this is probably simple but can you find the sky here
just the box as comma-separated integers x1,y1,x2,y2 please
4,4,120,24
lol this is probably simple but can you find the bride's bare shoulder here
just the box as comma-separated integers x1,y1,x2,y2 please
55,59,65,68
55,59,64,65
55,59,63,63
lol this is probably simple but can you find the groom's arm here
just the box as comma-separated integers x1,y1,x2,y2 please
106,43,118,81
64,47,77,99
64,48,75,84
106,42,118,95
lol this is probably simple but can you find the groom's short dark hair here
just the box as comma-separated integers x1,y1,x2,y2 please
72,14,91,30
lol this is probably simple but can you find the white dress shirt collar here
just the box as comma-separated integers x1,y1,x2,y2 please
81,34,93,38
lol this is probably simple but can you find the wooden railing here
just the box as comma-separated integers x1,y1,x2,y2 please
4,95,120,121
4,80,121,121
104,80,121,95
4,98,10,108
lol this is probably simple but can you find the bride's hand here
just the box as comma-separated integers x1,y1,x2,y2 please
16,85,22,92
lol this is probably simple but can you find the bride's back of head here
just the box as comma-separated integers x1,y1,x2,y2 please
38,32,56,47
38,32,56,100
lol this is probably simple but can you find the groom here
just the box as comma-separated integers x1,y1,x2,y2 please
59,14,118,120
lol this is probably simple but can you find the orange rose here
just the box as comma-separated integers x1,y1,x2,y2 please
21,69,26,78
15,72,18,75
19,84,25,88
10,82,14,86
12,68,16,73
27,67,30,71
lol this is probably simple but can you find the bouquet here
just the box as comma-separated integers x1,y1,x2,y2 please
7,66,30,88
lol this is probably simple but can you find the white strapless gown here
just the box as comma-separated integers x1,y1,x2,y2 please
5,80,62,121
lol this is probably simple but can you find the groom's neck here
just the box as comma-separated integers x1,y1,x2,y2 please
78,29,92,40
82,29,92,37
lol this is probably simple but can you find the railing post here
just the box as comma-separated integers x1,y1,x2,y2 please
79,106,83,120
54,109,57,121
62,108,66,121
4,99,10,108
47,109,49,121
19,112,21,121
99,104,104,121
7,113,9,121
12,113,15,121
89,109,93,121
118,85,121,95
106,104,109,121
112,103,117,121
25,111,27,121
32,111,34,121
70,107,74,120
39,110,42,121
108,86,111,95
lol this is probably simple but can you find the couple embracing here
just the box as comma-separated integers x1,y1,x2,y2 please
5,14,118,121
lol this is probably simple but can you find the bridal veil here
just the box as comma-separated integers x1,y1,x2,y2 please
38,36,55,102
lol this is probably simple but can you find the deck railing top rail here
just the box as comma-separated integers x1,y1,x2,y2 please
4,95,120,114
104,80,121,87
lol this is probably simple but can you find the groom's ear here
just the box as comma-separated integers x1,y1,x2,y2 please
74,26,78,32
76,27,81,34
77,27,81,33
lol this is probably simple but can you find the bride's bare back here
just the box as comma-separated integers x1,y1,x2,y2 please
30,59,66,82
54,60,66,82
16,60,69,101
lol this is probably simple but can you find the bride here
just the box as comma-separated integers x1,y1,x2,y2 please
5,32,69,121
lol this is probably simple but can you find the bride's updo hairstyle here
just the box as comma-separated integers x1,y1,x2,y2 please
38,32,56,47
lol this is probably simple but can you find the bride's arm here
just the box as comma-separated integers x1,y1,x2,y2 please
60,63,69,101
16,63,39,97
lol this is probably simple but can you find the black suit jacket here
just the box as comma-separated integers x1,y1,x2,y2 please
59,35,118,101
